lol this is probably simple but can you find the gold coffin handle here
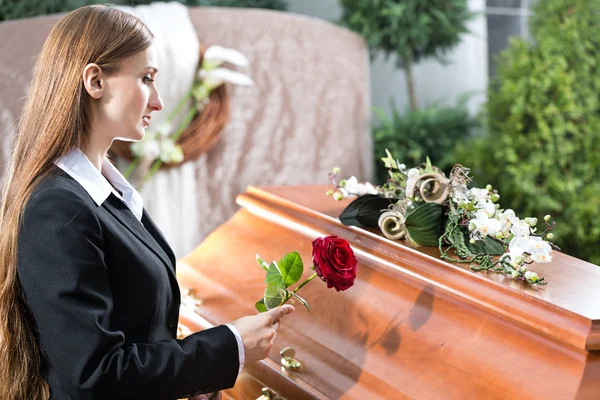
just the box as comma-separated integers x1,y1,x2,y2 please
279,347,301,371
257,387,285,400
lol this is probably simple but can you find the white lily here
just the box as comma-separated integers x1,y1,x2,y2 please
202,45,250,69
470,210,502,238
199,68,254,90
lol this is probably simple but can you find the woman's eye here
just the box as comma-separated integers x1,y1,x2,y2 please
143,76,155,83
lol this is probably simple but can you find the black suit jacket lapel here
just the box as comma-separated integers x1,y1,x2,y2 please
102,194,176,279
141,209,176,269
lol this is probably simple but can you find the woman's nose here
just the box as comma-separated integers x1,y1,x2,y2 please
149,89,164,112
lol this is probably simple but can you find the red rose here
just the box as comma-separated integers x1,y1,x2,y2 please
311,235,358,292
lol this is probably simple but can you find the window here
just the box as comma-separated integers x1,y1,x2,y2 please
486,0,538,76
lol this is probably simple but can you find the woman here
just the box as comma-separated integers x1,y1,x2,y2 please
0,5,293,399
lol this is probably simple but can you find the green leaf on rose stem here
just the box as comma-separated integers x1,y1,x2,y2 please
255,299,267,313
278,251,304,288
264,284,285,310
291,292,310,312
265,262,284,286
256,253,269,272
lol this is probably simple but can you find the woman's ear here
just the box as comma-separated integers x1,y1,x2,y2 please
82,63,104,99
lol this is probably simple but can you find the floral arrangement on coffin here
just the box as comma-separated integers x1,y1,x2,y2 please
255,235,358,312
327,150,558,286
123,45,254,188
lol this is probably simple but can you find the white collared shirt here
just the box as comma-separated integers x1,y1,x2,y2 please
54,148,245,380
55,148,144,221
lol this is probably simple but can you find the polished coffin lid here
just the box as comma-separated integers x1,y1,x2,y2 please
177,185,600,399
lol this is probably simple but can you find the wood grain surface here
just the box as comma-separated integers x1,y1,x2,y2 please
177,185,600,400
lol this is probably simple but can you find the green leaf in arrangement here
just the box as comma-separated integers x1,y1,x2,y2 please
255,298,267,313
404,202,443,246
278,251,304,288
265,262,284,286
466,234,506,256
381,149,398,169
291,292,310,312
264,284,285,310
338,194,395,227
256,253,269,272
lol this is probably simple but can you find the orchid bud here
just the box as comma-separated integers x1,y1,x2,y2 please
519,265,528,273
496,232,503,239
546,232,554,240
333,192,343,201
469,238,476,244
468,222,476,231
486,184,492,192
525,217,537,227
491,193,500,203
325,190,334,196
529,272,539,283
524,271,532,280
339,179,347,187
515,255,524,265
511,270,520,279
544,214,551,222
333,167,340,174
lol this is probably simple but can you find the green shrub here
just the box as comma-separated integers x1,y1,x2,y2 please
0,0,287,21
454,0,600,264
374,102,479,184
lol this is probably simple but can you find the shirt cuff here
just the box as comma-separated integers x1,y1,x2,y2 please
225,323,245,377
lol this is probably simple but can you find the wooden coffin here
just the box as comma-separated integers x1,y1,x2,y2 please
176,185,600,400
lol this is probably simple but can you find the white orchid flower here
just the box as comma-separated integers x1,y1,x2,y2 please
469,187,490,202
502,244,526,270
344,176,378,196
199,68,254,90
509,236,553,263
475,199,496,218
510,218,531,237
531,252,552,263
498,209,516,233
202,45,250,69
470,210,502,238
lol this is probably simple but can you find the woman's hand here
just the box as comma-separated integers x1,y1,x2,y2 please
189,391,222,400
230,305,294,364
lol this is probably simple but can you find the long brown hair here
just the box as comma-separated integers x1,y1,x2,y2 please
0,5,153,399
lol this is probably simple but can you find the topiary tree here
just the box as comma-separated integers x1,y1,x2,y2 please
0,0,287,21
454,0,600,264
339,0,472,111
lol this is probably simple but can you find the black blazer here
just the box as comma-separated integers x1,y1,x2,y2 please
17,168,239,400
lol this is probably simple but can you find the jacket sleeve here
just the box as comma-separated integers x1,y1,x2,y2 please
17,186,239,399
